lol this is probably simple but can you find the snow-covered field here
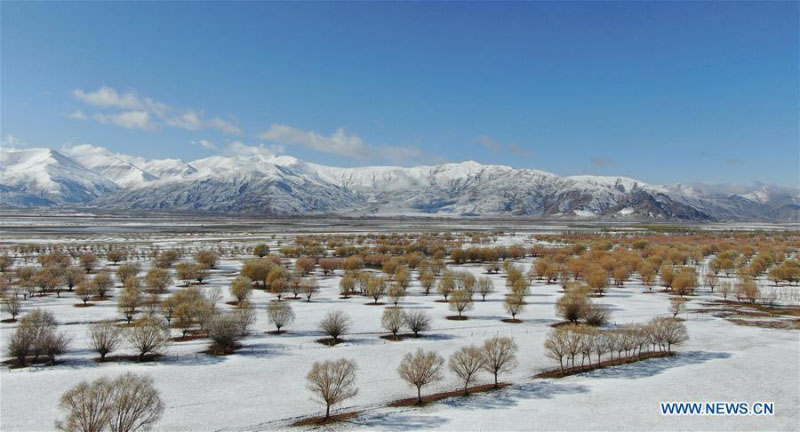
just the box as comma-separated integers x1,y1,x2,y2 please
1,227,798,431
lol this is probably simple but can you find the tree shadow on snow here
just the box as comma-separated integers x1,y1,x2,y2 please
438,381,590,411
581,350,731,380
233,342,289,359
348,412,450,430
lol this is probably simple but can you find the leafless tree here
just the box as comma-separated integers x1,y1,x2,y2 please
481,336,518,388
544,327,569,373
39,329,71,365
477,276,494,301
404,310,431,337
365,276,386,304
381,307,405,339
92,273,114,300
107,373,164,432
301,277,319,302
56,376,113,432
503,293,525,320
448,290,474,318
207,313,243,354
89,320,123,361
194,250,218,269
397,348,444,404
118,279,142,324
319,310,351,344
449,345,486,395
306,359,358,419
584,303,609,326
669,297,686,318
2,294,22,320
144,268,171,295
653,317,689,352
76,281,93,305
127,317,169,361
265,301,293,333
79,253,99,273
229,276,253,304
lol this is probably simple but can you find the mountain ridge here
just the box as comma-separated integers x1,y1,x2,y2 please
1,145,797,221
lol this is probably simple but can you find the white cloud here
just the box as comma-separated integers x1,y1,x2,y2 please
222,141,281,159
94,111,154,131
166,111,203,131
67,110,88,120
72,86,240,135
477,135,502,152
258,124,367,158
206,116,242,135
191,139,217,150
73,86,142,110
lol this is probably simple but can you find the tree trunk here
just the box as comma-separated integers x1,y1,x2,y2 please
326,403,330,419
417,386,422,404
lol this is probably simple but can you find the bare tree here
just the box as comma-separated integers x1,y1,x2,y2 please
266,301,295,333
207,313,243,354
194,250,218,270
544,327,569,373
127,317,169,361
229,276,253,304
669,297,686,318
448,290,474,318
76,281,93,305
144,268,172,295
449,345,486,395
653,317,689,352
64,267,85,292
5,308,66,366
556,289,590,323
118,279,142,324
339,273,356,298
56,377,113,432
477,276,494,301
397,348,444,404
381,307,405,339
365,276,386,304
503,293,525,320
306,359,358,420
404,310,431,337
481,336,518,388
301,277,319,302
79,253,99,273
319,310,351,344
116,264,139,286
584,303,609,326
2,294,22,321
92,273,113,300
89,320,123,361
105,373,164,432
39,329,72,365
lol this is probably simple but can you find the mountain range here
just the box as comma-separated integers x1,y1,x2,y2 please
1,145,797,221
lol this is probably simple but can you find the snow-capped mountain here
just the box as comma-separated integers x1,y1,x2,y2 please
1,145,797,221
0,147,118,206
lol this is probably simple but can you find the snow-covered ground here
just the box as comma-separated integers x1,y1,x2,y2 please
1,239,799,431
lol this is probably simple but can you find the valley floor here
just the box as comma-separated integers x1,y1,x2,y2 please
2,260,798,431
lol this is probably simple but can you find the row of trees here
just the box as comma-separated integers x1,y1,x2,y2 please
544,318,689,373
308,336,519,419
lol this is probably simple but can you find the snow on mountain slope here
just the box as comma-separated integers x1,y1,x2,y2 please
1,145,797,221
62,144,157,187
0,147,118,206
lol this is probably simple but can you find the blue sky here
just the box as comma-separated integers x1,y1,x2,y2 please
1,1,797,186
